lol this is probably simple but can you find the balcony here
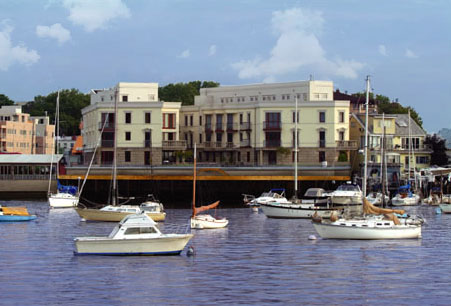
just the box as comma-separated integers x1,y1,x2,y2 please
336,140,358,150
226,123,238,132
263,121,281,131
215,123,224,133
162,140,187,150
226,142,237,149
240,122,251,131
264,140,281,148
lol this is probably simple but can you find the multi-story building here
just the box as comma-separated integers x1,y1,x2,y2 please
31,116,54,154
350,112,432,184
0,106,35,154
81,82,185,166
180,80,356,166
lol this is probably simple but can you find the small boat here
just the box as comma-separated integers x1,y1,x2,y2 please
74,213,192,256
243,188,290,207
330,182,363,205
76,196,166,222
260,188,338,219
366,192,390,206
190,144,228,229
391,184,420,206
439,203,451,213
312,199,422,239
0,205,37,222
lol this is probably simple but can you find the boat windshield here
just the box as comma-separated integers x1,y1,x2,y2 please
124,227,158,235
337,185,360,192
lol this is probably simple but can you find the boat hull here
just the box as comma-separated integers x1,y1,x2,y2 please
312,222,421,239
439,204,451,213
260,203,336,219
74,234,193,255
0,215,36,222
75,208,166,222
190,216,228,229
49,193,79,208
391,195,420,206
331,195,362,205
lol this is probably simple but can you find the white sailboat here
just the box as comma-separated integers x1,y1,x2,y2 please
391,110,420,206
312,76,422,239
48,91,79,208
259,97,339,219
75,90,165,221
190,144,228,229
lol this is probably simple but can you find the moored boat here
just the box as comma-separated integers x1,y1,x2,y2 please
391,184,420,206
330,182,363,205
0,205,37,222
74,213,192,256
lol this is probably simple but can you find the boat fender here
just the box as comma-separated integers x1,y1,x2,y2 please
308,235,317,240
187,246,195,257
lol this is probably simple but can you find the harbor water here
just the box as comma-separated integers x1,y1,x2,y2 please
1,201,451,305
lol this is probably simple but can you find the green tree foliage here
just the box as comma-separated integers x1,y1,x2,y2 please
0,94,15,106
351,92,423,128
424,134,449,166
159,81,220,105
22,89,90,136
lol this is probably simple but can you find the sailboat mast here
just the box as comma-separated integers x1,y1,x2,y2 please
381,113,386,207
363,76,370,197
408,109,411,186
294,96,298,200
192,143,197,217
112,87,118,205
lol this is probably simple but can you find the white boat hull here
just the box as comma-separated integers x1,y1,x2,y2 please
391,195,420,206
75,208,166,222
331,195,362,205
260,203,336,219
439,204,451,213
312,222,421,239
49,193,79,208
74,234,193,255
190,215,228,229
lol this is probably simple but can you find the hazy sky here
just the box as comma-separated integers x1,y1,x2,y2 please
0,0,449,132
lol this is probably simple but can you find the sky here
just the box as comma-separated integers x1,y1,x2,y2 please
0,0,450,133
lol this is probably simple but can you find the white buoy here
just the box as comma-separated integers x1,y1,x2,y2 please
252,206,259,213
308,235,317,240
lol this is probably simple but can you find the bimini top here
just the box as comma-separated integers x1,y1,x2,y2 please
118,213,157,227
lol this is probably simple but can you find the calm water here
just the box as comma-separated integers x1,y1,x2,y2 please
1,201,450,305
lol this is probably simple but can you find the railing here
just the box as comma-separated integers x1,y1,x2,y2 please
205,123,212,132
226,123,238,131
264,140,281,148
0,174,53,180
336,140,358,149
226,142,237,149
240,122,251,130
162,140,187,149
263,121,281,130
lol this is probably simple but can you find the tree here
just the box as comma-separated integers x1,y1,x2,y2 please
424,134,449,166
22,89,90,136
0,94,15,106
159,81,220,105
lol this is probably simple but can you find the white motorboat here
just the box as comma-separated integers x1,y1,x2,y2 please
260,188,337,219
243,188,290,207
74,213,193,255
76,198,166,222
366,192,389,206
439,203,451,213
331,183,363,205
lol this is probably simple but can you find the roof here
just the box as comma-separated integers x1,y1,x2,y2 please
0,154,63,164
352,113,426,136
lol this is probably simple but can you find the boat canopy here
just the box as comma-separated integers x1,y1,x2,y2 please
57,180,78,195
1,207,30,216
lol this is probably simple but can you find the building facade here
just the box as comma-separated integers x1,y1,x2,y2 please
180,81,356,166
81,82,185,166
31,116,54,154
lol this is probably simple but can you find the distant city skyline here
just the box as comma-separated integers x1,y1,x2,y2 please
0,0,449,132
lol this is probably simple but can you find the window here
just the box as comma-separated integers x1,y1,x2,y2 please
125,151,131,162
339,131,345,141
339,111,345,123
199,115,202,126
319,151,326,162
292,111,299,123
145,112,151,124
125,132,131,141
319,112,325,123
163,113,176,129
247,151,250,162
416,156,429,164
185,115,188,126
190,115,193,126
199,133,202,144
125,112,131,124
122,95,128,102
